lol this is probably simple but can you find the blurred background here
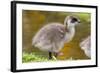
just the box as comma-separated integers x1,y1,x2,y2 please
22,10,91,63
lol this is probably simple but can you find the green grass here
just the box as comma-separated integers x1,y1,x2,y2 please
23,52,47,63
22,52,58,63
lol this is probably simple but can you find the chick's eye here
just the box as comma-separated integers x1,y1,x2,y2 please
71,18,78,23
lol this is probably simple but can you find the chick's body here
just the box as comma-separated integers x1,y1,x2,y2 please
32,23,72,53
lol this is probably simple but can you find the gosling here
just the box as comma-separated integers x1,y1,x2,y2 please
32,15,80,59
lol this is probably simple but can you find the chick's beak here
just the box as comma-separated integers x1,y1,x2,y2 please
76,20,81,26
